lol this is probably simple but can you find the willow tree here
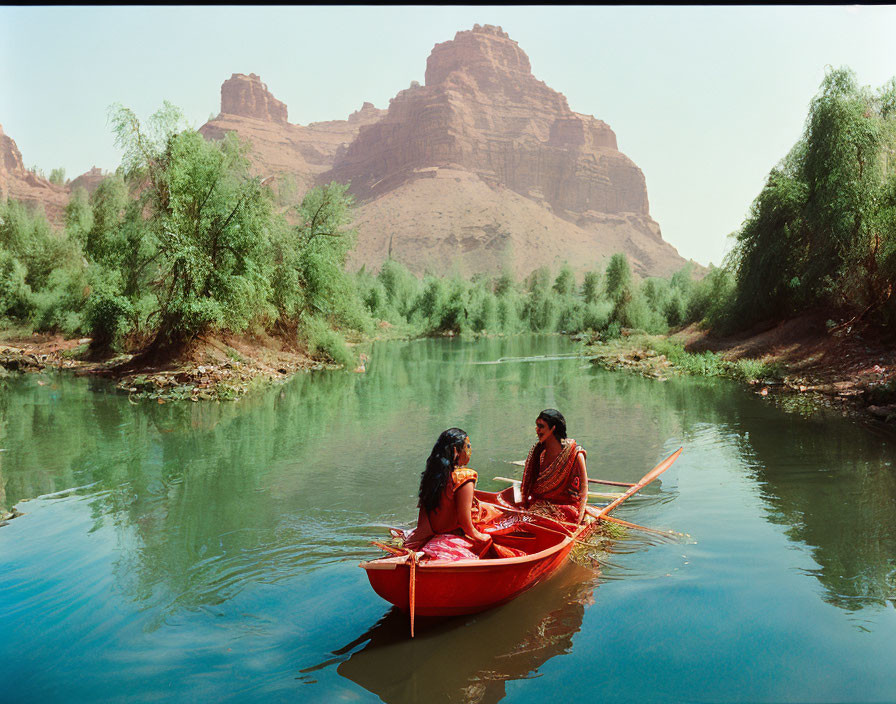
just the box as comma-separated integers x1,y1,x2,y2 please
269,181,370,335
108,102,275,352
730,67,896,327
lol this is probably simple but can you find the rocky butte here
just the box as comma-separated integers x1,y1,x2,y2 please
199,73,385,193
5,25,688,279
333,25,686,277
199,25,688,278
0,124,69,225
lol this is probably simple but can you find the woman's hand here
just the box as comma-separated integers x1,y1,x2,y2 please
470,528,491,543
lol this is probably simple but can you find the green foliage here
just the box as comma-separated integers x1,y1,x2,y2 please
348,251,728,340
728,66,896,330
0,102,374,367
0,199,80,292
377,259,419,319
109,105,277,346
552,263,575,296
30,265,90,335
49,167,66,186
494,269,517,297
647,337,781,382
301,314,356,368
271,182,371,335
581,271,601,304
0,247,33,320
686,265,737,330
604,253,632,302
65,187,93,246
85,279,134,350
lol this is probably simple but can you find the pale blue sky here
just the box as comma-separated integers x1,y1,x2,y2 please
3,5,895,267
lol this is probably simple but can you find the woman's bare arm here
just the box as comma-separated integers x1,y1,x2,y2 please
454,482,490,542
576,453,588,524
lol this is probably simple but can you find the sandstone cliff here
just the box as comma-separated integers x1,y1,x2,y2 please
324,24,684,277
199,73,385,193
0,124,69,225
7,26,689,279
68,166,107,195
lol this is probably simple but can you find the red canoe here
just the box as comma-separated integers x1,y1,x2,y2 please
360,492,588,617
360,448,683,622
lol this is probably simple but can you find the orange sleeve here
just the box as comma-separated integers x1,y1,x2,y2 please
451,468,478,491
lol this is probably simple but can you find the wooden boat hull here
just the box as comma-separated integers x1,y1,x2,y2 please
361,447,682,622
361,492,586,617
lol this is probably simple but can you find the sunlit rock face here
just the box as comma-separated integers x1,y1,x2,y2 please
200,76,385,193
332,23,640,215
0,124,68,225
220,73,288,124
67,166,107,195
323,24,683,277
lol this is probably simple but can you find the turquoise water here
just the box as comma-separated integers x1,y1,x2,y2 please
1,335,895,702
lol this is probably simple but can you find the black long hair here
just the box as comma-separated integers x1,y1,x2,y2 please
418,428,468,512
538,409,567,441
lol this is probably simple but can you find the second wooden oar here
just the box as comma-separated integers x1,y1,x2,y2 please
589,478,636,488
505,460,636,488
492,476,624,500
593,447,683,519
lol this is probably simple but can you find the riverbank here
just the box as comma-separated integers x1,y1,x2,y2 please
0,330,335,402
0,324,533,402
587,313,896,425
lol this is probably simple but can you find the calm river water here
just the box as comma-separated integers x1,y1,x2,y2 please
1,335,895,703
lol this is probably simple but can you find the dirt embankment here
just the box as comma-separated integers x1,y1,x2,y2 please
0,331,341,402
676,313,896,421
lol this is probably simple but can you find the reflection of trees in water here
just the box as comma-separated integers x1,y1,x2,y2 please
729,409,896,611
570,370,896,612
0,336,686,620
300,562,598,704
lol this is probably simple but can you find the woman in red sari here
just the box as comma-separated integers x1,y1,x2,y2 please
403,428,503,560
520,409,588,524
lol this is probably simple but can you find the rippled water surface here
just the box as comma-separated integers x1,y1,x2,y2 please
2,335,895,703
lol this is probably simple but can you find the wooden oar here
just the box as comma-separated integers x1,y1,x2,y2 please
585,507,679,538
505,460,636,487
592,447,682,519
492,476,624,501
589,478,636,488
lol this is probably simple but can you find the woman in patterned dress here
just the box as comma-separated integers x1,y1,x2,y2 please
520,409,588,524
403,428,502,560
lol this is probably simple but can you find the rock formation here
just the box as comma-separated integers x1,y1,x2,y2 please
6,26,689,279
0,124,69,225
220,73,288,124
200,75,385,193
68,166,107,195
323,25,683,277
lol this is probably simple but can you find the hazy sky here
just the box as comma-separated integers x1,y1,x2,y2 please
3,5,896,267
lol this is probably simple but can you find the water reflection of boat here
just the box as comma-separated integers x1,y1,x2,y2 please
302,562,597,704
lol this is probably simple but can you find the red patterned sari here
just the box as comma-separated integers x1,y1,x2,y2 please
520,438,587,523
403,468,504,560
